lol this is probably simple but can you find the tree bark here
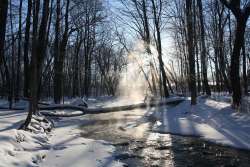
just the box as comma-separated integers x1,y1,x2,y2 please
197,0,211,96
142,0,151,54
186,0,197,105
151,0,169,98
23,0,32,98
242,42,248,95
21,0,50,129
53,0,61,103
54,0,70,103
230,19,246,107
0,0,8,66
219,0,250,107
16,0,23,101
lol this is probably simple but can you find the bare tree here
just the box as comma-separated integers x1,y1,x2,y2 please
0,0,8,66
21,0,50,129
15,0,23,100
219,0,250,107
151,0,170,97
197,0,211,96
53,0,61,103
186,0,197,105
23,0,32,98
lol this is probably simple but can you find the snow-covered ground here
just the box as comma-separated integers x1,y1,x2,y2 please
40,118,123,167
153,97,250,150
0,107,123,167
1,95,250,166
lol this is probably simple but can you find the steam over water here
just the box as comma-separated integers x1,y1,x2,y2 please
118,41,159,101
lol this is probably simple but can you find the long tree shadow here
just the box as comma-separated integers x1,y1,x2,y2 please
56,97,250,167
154,98,250,167
79,100,179,166
0,120,24,132
0,109,26,117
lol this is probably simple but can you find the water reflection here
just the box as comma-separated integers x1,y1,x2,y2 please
80,106,250,167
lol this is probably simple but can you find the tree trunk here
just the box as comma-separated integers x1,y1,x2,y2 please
230,19,246,107
73,33,82,97
16,0,23,101
54,0,69,103
23,0,32,98
9,0,15,108
186,0,197,105
197,0,211,96
151,0,169,98
21,0,50,129
0,0,8,66
219,0,250,107
242,42,248,95
53,0,61,103
142,0,151,54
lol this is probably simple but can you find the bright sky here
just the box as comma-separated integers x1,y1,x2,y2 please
106,0,175,64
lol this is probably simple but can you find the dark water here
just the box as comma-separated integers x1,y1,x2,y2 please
80,106,250,167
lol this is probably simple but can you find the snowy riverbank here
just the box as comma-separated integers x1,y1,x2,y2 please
153,97,250,150
0,108,123,167
1,96,250,166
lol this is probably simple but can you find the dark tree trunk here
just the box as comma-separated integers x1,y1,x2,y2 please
58,0,70,100
23,0,32,98
21,0,50,129
37,0,50,89
15,0,23,101
193,1,201,94
21,0,40,129
53,0,61,103
151,0,169,98
242,42,248,95
197,0,211,96
186,0,197,105
0,0,8,66
218,28,231,92
54,0,69,103
217,5,231,93
83,14,91,97
219,0,250,107
142,0,151,54
230,19,246,107
9,0,15,108
73,33,82,97
37,0,53,99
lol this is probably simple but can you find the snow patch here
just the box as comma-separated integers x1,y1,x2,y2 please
0,107,123,167
153,97,250,150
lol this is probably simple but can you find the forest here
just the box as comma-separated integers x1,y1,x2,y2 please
0,0,250,167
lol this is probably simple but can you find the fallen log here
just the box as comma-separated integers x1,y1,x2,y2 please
0,98,50,110
0,98,185,117
40,105,87,111
0,104,86,111
41,98,185,117
0,107,25,110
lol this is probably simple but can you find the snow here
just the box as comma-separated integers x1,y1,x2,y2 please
40,118,123,167
0,108,123,167
70,98,88,107
0,109,49,166
1,95,250,166
153,97,250,150
40,96,184,117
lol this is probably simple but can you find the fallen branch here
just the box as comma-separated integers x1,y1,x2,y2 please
41,98,185,117
0,104,86,111
0,98,185,117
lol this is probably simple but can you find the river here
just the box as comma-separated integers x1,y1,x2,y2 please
80,104,250,167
